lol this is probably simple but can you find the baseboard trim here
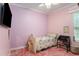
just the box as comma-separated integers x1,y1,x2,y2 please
10,46,26,50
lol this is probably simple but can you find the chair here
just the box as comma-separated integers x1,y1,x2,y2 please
71,42,79,54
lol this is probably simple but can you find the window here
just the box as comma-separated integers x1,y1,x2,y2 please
73,12,79,41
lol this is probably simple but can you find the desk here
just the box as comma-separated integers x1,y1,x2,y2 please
57,35,71,52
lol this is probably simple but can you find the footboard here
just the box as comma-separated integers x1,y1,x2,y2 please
27,35,37,54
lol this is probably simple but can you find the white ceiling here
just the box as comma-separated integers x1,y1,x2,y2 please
10,3,77,14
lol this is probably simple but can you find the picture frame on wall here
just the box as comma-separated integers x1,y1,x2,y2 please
64,26,69,34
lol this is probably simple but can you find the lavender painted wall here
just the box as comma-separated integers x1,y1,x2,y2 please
10,5,48,48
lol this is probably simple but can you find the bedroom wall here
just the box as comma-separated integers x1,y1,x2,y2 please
10,5,48,48
48,9,73,35
48,5,78,40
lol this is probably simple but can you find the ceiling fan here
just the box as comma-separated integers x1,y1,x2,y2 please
39,3,59,8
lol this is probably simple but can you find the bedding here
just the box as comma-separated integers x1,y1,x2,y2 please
27,33,58,53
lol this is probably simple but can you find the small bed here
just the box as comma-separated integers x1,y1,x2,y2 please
27,33,58,53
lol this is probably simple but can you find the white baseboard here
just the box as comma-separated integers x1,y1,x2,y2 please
10,46,26,50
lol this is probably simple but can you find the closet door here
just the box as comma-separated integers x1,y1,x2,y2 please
0,26,10,56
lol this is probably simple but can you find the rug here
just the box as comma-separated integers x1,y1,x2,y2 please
11,47,79,56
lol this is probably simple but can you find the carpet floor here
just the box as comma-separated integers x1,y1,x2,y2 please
11,47,79,56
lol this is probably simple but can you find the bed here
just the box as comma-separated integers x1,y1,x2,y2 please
27,33,58,53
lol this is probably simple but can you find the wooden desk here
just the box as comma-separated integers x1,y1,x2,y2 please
57,35,71,52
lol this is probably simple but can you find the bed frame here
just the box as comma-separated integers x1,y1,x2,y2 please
27,34,58,54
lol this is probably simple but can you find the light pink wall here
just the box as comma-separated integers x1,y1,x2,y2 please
10,5,48,48
48,7,74,36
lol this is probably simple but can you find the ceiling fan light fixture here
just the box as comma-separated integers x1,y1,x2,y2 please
44,3,51,8
39,3,59,9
